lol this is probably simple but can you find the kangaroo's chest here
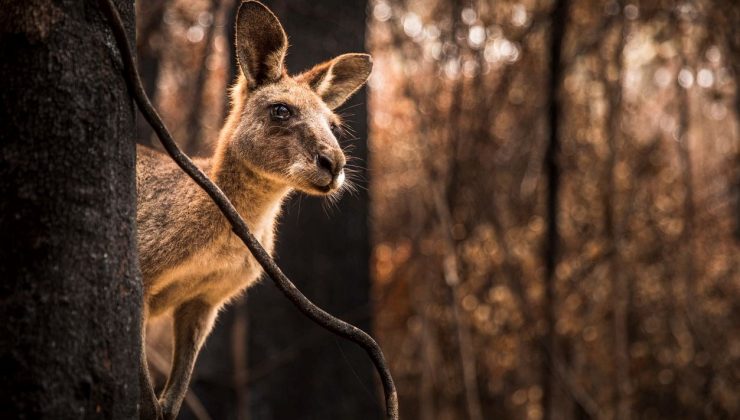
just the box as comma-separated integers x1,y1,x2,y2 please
213,225,277,290
146,222,276,317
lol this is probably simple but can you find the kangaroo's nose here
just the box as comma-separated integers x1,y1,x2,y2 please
316,152,345,177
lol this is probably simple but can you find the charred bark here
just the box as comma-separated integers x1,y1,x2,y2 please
0,0,141,418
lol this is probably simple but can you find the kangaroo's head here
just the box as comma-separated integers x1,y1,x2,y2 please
227,1,372,196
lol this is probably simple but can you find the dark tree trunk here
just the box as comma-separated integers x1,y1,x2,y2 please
543,1,568,419
247,0,378,418
0,1,141,418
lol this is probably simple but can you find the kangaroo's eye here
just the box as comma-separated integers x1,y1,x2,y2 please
330,123,342,138
270,104,292,121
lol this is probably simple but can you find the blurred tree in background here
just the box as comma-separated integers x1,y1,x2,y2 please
370,0,738,419
135,0,739,419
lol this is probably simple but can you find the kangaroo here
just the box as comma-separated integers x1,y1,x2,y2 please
135,2,372,418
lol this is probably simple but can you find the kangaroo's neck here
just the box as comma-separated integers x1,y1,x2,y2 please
209,148,290,230
209,75,291,228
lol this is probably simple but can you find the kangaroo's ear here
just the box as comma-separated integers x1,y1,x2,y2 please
297,53,373,109
236,1,288,88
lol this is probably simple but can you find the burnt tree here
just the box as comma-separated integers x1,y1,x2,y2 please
0,1,141,418
543,0,569,419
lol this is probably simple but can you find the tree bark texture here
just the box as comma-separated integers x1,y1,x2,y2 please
0,1,141,418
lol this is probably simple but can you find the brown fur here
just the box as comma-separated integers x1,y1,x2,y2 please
135,2,372,419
